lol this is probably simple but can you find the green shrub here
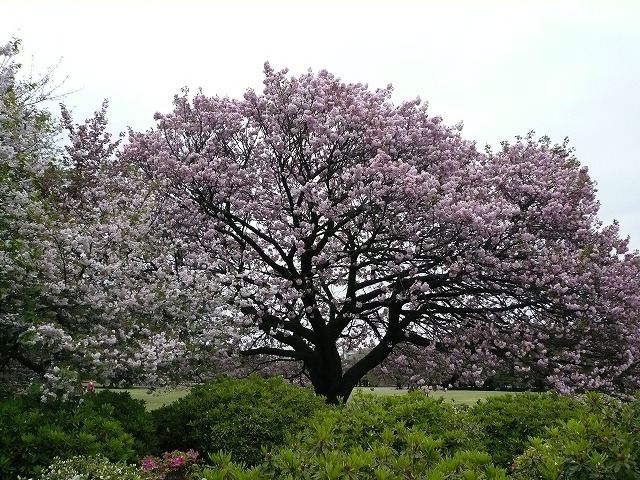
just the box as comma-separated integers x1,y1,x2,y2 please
193,434,507,480
293,390,483,456
87,390,158,455
0,393,139,479
240,391,507,479
151,375,326,466
262,418,506,479
389,391,483,453
513,392,640,479
18,455,144,480
467,392,586,467
196,451,264,480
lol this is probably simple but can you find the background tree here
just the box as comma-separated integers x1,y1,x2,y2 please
124,64,640,403
0,38,64,390
0,41,238,395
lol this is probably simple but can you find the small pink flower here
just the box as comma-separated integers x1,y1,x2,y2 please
187,449,198,461
142,457,157,472
86,381,95,392
172,455,185,467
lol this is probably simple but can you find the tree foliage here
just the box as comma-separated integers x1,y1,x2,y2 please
0,40,238,395
122,64,640,402
1,38,64,389
3,40,639,401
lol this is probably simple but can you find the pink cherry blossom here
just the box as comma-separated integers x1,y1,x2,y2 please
122,64,640,402
5,40,640,403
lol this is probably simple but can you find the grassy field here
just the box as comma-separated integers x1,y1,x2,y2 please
354,387,510,404
108,386,511,410
101,387,190,410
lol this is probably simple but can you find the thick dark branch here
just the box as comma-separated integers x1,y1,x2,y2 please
191,188,294,278
402,331,450,353
14,350,49,375
342,337,394,394
239,305,317,344
341,303,403,393
240,347,308,361
415,299,540,316
265,329,315,357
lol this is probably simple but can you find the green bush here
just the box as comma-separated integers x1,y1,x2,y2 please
0,392,140,479
88,390,158,455
513,392,640,479
151,375,326,466
195,451,266,480
291,390,483,456
389,391,483,454
261,411,507,479
194,437,508,480
192,392,507,479
18,455,144,480
467,392,586,467
228,393,507,480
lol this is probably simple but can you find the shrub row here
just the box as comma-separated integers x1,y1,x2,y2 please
4,377,640,479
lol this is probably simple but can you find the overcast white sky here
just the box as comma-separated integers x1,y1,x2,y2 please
4,0,640,250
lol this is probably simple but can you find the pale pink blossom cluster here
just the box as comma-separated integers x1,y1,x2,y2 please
122,63,640,401
1,42,236,394
4,42,640,403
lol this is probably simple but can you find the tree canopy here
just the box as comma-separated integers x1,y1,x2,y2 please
3,42,639,402
0,41,236,396
120,64,640,403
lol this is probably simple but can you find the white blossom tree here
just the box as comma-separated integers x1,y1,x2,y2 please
0,41,236,396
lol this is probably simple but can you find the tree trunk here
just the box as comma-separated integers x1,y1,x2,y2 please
306,338,396,404
310,373,359,405
306,347,355,404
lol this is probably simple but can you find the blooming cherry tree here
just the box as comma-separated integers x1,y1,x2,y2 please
1,38,65,389
1,41,237,395
123,64,640,403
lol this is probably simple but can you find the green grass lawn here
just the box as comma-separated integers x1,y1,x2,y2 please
354,387,510,404
105,386,512,410
99,387,190,410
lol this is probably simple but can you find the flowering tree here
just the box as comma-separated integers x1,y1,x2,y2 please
122,64,640,403
0,38,63,389
0,41,237,396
